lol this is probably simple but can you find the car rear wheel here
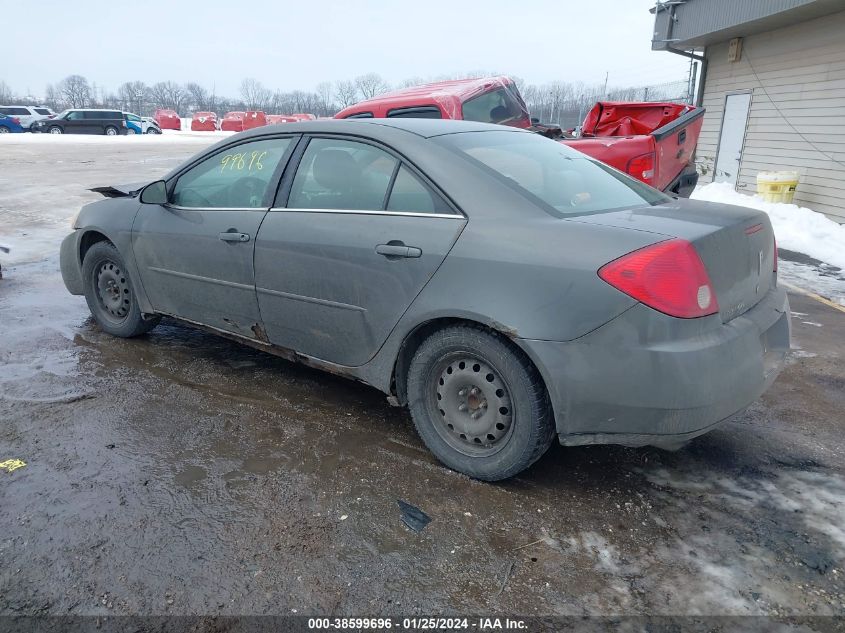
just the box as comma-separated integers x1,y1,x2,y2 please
48,126,62,134
104,126,119,136
82,241,160,338
406,325,554,481
126,128,136,135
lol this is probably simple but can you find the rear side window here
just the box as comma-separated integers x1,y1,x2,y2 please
1,106,30,116
34,108,50,115
343,112,373,119
288,138,397,210
171,137,294,208
437,131,669,216
387,106,442,119
387,166,451,213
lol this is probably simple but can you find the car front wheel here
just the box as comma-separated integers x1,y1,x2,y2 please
406,325,554,481
48,126,62,134
82,241,160,337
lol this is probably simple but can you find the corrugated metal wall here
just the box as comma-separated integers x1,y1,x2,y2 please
697,10,845,222
653,0,815,48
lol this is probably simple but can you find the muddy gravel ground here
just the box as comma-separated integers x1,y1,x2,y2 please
1,138,844,621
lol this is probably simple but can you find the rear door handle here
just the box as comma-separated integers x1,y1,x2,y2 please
376,243,422,258
219,231,250,242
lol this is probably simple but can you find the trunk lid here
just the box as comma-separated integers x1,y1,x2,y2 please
570,198,776,322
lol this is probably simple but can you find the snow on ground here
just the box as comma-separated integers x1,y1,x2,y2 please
0,130,232,145
692,182,845,271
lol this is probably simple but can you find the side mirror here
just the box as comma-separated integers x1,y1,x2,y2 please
530,117,540,125
140,180,168,205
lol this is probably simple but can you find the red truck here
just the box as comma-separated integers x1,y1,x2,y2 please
334,77,703,197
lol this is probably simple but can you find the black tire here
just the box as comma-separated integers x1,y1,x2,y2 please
104,126,119,136
82,241,160,337
48,125,63,134
406,325,554,481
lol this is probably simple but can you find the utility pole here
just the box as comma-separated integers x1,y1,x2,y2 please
602,71,609,99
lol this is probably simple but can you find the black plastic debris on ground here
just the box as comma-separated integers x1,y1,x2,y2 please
397,500,431,532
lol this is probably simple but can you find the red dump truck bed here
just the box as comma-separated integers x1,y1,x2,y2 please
562,101,705,197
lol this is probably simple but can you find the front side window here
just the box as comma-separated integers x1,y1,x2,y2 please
288,138,398,210
171,138,293,208
66,111,83,120
437,131,670,216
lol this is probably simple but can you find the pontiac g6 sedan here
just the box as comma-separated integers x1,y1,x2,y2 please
60,119,790,480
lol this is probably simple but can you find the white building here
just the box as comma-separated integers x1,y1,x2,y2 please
652,0,845,223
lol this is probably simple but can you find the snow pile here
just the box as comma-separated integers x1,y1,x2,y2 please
0,132,227,145
692,182,845,271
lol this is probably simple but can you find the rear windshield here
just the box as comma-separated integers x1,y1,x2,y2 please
436,131,670,216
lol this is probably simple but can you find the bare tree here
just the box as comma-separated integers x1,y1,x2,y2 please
185,82,216,113
315,81,335,116
58,75,91,108
0,80,13,103
149,81,187,113
354,73,388,100
240,78,271,111
334,80,358,109
118,81,148,114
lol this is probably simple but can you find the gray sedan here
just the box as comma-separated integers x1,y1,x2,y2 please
60,119,791,480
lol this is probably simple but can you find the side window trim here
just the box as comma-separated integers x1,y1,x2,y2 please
166,134,301,210
386,105,442,118
272,133,464,217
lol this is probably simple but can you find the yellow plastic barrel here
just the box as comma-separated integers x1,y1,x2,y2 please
756,171,799,203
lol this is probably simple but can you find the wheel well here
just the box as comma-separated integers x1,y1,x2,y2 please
79,230,110,265
391,317,550,409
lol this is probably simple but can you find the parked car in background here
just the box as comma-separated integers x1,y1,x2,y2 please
0,112,25,133
0,105,55,131
123,112,161,135
563,101,704,197
291,113,316,121
266,115,299,125
59,119,788,481
335,76,531,128
241,111,267,131
221,111,246,132
35,109,128,135
336,77,703,197
141,116,161,134
154,109,181,130
190,112,218,131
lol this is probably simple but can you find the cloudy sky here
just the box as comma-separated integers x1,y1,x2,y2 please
1,0,689,98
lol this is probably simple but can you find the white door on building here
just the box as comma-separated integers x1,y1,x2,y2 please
714,92,752,187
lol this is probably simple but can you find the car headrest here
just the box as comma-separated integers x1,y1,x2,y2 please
312,150,361,192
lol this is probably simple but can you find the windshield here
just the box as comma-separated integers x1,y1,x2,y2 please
436,131,670,216
461,85,529,127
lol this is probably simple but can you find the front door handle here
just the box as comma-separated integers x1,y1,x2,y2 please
219,231,250,243
376,243,422,258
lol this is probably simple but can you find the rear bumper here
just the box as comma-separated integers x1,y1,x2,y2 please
517,286,791,448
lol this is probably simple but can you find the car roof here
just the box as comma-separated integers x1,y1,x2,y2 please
237,117,527,140
348,76,515,108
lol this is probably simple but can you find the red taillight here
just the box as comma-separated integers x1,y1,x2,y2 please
626,152,655,186
11,117,20,124
773,236,778,273
598,239,719,319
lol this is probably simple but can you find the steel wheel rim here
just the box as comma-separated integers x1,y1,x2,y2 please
430,354,514,457
0,127,9,134
49,127,61,134
106,128,117,136
94,260,131,323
